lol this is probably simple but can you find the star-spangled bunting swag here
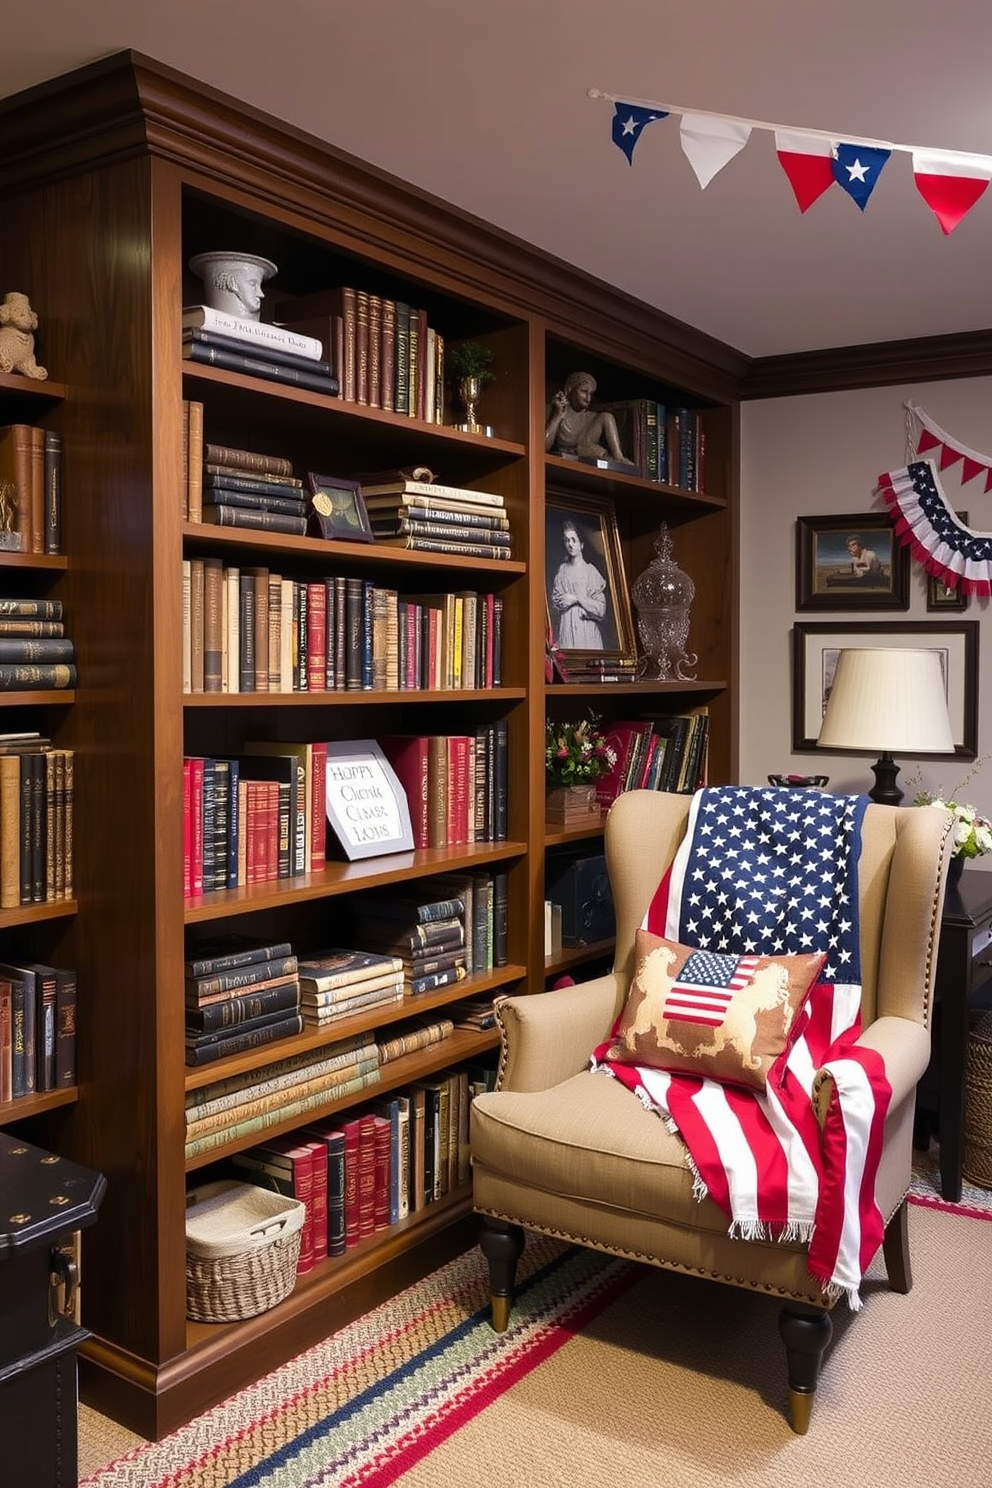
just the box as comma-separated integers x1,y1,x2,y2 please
592,785,892,1309
877,459,992,597
596,91,992,232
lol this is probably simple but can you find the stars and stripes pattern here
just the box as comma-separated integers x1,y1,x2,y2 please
594,785,892,1307
663,949,761,1026
878,458,992,597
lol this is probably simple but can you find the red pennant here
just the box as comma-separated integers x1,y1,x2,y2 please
777,151,835,212
961,457,986,485
917,429,941,454
985,468,992,494
939,442,964,470
914,169,990,235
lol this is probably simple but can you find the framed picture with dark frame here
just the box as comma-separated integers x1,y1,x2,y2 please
796,512,909,611
306,472,374,543
927,512,970,611
544,490,636,670
792,620,979,757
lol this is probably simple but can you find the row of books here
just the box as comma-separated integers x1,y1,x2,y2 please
0,595,75,691
0,739,74,907
0,959,76,1101
182,307,340,398
0,423,63,556
185,944,303,1068
594,711,711,806
224,1059,499,1274
381,725,509,848
183,559,505,695
275,287,447,422
183,740,327,898
590,399,707,492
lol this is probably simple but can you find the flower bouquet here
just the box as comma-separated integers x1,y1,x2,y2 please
912,758,992,881
545,717,617,826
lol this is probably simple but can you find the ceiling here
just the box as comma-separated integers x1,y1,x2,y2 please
3,0,991,360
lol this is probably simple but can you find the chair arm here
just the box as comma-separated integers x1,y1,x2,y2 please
812,1016,931,1124
495,974,621,1092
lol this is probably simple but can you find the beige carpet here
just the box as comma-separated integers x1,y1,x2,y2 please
79,1199,991,1485
394,1203,992,1487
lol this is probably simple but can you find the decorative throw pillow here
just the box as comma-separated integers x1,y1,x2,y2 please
606,929,826,1092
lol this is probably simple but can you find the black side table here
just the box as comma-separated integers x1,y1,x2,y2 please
915,868,992,1201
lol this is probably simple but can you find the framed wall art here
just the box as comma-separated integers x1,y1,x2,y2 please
307,472,374,543
792,620,979,757
927,511,970,611
544,490,636,673
795,512,909,611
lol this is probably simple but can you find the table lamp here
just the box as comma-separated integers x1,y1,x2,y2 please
816,647,955,804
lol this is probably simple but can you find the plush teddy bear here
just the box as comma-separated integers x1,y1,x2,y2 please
0,291,48,379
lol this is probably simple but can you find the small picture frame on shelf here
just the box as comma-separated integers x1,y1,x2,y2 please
307,473,374,543
795,512,909,611
324,740,415,860
544,490,636,675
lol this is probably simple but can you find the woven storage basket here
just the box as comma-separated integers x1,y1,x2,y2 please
963,1010,992,1190
185,1179,305,1322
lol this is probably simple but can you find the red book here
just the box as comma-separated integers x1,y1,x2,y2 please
594,721,653,807
236,1138,315,1276
357,1112,377,1241
310,741,328,873
446,735,471,846
244,779,265,884
378,735,430,849
371,1114,391,1232
187,756,204,896
302,1137,328,1264
306,581,327,693
342,1116,362,1249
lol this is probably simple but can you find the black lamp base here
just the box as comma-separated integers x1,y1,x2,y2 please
869,752,903,806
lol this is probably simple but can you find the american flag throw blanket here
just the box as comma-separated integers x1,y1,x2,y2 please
593,785,892,1308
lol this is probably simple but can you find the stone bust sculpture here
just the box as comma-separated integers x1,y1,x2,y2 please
188,251,277,321
544,370,635,465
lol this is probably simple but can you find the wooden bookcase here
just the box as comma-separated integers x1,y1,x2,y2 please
0,51,740,1437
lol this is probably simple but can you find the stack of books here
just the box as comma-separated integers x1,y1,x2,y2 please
184,938,302,1067
0,597,76,691
349,890,469,997
181,306,339,398
296,948,405,1028
358,475,513,561
183,422,310,536
183,1032,381,1162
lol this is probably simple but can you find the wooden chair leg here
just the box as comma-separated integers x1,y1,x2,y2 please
882,1198,912,1294
778,1305,832,1434
478,1218,525,1332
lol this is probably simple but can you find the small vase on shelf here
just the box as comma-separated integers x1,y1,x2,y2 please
947,856,965,888
545,784,601,828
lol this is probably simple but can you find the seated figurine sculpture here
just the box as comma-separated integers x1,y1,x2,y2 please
545,370,634,465
0,291,48,379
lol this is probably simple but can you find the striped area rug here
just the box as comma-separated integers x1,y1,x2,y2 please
79,1237,639,1487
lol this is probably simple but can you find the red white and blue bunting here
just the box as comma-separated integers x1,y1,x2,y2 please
595,91,992,235
877,461,992,597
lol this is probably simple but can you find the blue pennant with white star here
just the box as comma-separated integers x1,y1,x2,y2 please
832,142,891,211
611,102,669,164
675,786,868,984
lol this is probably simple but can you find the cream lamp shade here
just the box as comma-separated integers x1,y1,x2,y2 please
816,647,955,804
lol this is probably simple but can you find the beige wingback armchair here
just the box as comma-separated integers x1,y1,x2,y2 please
470,789,953,1432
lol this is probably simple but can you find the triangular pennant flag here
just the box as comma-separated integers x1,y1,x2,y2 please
913,149,992,234
961,457,987,485
775,131,835,212
916,429,941,455
679,113,752,188
831,142,892,211
939,442,964,470
985,468,992,494
611,103,668,164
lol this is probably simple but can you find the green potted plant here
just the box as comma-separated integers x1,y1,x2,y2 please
449,340,495,434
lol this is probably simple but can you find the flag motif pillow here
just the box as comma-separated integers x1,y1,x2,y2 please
607,929,826,1092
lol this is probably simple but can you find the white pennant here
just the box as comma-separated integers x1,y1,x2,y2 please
679,113,752,188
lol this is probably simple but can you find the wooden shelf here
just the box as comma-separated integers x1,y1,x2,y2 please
1,51,737,1441
0,1085,77,1123
546,939,615,976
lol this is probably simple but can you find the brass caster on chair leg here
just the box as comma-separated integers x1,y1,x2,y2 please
788,1387,813,1435
491,1294,511,1333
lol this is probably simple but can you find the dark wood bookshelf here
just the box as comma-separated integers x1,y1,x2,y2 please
0,50,738,1439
